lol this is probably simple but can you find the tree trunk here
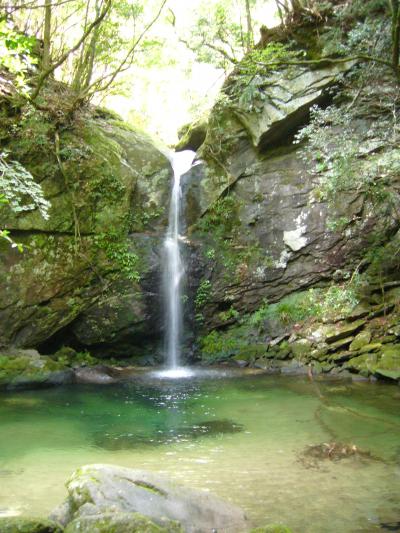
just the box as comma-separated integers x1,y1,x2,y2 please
245,0,253,51
391,0,400,75
81,0,102,90
72,0,91,91
42,0,52,71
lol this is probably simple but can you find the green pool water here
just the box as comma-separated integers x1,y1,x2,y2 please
0,370,399,532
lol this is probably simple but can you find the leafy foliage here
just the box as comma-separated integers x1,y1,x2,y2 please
195,279,212,309
178,0,259,71
200,329,245,361
0,151,50,250
0,21,37,92
249,282,359,328
94,231,140,282
294,101,400,214
0,152,50,218
321,12,390,58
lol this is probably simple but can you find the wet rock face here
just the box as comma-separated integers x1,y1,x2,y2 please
70,235,165,358
189,141,395,325
186,61,400,328
0,110,172,356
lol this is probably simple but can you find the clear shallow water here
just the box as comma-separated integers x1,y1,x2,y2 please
0,371,399,532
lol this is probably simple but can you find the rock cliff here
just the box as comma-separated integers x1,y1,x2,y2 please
182,15,400,380
0,96,172,358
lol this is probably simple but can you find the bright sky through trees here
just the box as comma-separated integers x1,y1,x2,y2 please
105,0,278,144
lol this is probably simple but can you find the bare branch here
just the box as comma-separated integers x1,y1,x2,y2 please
1,0,76,13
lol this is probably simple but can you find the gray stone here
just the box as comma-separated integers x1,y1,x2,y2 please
53,464,249,533
73,366,117,385
236,62,356,149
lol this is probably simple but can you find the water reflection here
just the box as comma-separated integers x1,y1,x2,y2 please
0,373,399,531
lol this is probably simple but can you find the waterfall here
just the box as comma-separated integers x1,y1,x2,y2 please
163,150,195,371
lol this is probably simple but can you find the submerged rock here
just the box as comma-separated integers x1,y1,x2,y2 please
301,442,376,464
52,464,249,533
73,365,118,385
92,419,243,450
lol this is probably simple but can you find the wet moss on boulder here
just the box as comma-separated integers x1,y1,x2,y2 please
0,93,172,358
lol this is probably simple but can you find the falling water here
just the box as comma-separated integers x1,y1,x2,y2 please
163,150,195,373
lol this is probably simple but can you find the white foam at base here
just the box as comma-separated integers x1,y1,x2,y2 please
150,367,195,379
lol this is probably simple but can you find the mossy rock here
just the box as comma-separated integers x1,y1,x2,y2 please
344,353,379,375
312,361,334,374
290,339,312,358
324,320,367,344
345,344,400,380
274,345,291,360
350,330,372,351
0,517,62,533
327,336,354,352
176,119,207,151
0,101,171,354
359,343,382,354
374,344,400,380
310,346,329,361
0,351,72,389
64,512,183,533
234,344,268,360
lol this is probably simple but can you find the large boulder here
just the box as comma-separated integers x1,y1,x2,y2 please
51,464,249,533
0,102,172,356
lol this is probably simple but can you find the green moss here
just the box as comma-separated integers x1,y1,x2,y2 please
0,517,62,532
199,323,268,363
0,355,31,382
64,512,183,533
234,344,268,360
52,346,97,367
0,353,68,386
200,330,242,362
